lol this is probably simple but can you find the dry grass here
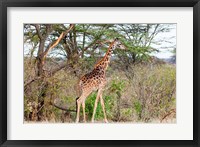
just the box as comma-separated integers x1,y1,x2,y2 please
24,58,176,123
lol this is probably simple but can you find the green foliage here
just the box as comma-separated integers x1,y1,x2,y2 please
110,79,125,92
133,100,142,119
120,108,133,121
85,93,114,120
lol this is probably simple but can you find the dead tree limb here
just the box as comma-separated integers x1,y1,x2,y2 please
24,62,74,88
160,109,176,123
51,98,76,112
42,24,75,59
24,76,43,88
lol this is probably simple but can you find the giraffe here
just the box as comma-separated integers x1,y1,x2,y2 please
76,38,126,123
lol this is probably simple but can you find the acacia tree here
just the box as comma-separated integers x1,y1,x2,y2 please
24,24,75,120
112,24,173,66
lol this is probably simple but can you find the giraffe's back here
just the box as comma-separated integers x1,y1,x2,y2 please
79,66,106,92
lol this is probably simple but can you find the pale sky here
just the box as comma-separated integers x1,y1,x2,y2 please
151,24,176,59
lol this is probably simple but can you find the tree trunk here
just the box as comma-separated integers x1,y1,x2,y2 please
37,55,45,76
26,24,74,121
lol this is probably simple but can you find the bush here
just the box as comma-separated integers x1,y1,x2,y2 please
24,57,176,123
85,93,114,121
126,64,176,122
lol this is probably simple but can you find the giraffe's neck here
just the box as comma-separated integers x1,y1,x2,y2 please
94,41,116,71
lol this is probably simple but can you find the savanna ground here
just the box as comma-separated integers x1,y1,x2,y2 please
24,24,176,123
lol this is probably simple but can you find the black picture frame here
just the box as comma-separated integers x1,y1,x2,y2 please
0,0,199,147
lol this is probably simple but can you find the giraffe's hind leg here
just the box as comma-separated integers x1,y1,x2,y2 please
76,90,92,123
91,89,102,123
99,93,108,123
82,101,86,123
75,97,82,123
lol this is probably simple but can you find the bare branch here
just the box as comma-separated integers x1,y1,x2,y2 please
51,98,76,112
50,62,73,76
160,109,176,123
24,62,73,88
33,24,43,40
24,76,43,88
42,24,75,58
147,24,160,47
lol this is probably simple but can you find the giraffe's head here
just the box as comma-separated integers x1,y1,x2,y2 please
114,38,126,50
